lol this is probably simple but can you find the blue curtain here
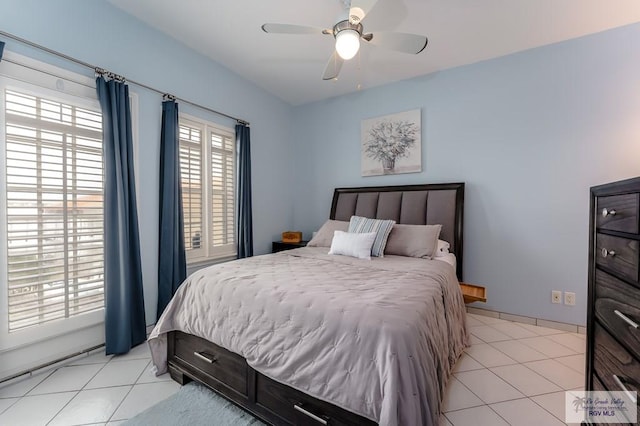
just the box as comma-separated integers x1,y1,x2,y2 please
157,100,186,319
236,123,253,258
96,76,146,355
0,41,5,61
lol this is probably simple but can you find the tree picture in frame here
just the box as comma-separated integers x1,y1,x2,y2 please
361,109,422,176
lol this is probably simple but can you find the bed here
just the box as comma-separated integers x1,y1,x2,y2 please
149,183,468,426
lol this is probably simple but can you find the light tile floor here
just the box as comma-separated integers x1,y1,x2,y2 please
0,342,179,426
442,313,585,426
0,313,585,425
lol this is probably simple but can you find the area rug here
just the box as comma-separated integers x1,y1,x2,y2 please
124,381,265,426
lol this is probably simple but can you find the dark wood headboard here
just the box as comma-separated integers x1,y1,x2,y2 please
330,183,465,280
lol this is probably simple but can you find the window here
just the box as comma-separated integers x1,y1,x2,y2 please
179,116,235,263
0,52,106,350
4,89,103,332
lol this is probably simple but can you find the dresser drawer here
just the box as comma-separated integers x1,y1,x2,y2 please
592,323,640,421
255,373,375,426
595,234,639,282
595,270,640,359
171,331,248,395
592,372,606,392
596,193,639,234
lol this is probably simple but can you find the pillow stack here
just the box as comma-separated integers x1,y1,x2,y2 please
307,216,445,261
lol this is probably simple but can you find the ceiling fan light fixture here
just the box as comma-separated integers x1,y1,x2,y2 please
335,29,360,60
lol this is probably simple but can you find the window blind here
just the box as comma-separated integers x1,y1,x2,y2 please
178,117,235,262
210,132,234,249
5,89,103,332
179,124,203,253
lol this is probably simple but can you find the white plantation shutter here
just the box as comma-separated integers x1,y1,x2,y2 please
179,116,235,262
4,89,104,332
179,124,204,257
210,132,235,253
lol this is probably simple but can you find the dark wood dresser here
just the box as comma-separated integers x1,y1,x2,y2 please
587,177,640,422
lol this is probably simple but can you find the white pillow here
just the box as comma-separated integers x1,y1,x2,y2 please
328,231,377,260
435,239,450,257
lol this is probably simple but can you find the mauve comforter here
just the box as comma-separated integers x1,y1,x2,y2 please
148,247,468,426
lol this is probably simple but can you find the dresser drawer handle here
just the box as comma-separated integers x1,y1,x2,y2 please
614,309,639,329
602,208,617,217
294,404,328,425
601,248,616,258
612,374,637,404
193,351,216,364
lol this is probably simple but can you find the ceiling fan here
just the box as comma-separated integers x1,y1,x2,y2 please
261,0,428,81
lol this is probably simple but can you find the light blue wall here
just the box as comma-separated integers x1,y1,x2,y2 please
3,1,640,329
292,24,640,326
0,0,295,324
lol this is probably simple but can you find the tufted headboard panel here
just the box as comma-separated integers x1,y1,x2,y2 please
330,183,465,280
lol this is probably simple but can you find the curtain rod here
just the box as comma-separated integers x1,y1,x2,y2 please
0,30,249,126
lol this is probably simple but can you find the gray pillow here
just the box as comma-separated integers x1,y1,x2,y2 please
384,224,443,258
306,220,349,247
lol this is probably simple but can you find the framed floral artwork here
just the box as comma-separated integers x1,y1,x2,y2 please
361,109,421,176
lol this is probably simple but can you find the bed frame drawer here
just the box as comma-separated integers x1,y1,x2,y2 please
594,270,640,359
255,373,376,426
171,331,248,396
596,193,639,234
595,234,639,282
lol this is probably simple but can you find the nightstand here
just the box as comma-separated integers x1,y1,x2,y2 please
272,241,309,253
459,282,487,304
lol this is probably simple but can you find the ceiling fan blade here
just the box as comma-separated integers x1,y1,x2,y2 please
349,0,379,23
261,23,329,35
322,51,344,80
364,31,428,54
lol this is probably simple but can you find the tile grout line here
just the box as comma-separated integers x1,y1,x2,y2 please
42,351,152,425
44,390,80,426
0,397,20,418
105,357,154,423
469,320,581,359
517,358,579,393
454,319,585,425
106,385,135,424
44,360,111,426
527,392,573,425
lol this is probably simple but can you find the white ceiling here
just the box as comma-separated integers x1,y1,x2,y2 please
108,0,640,106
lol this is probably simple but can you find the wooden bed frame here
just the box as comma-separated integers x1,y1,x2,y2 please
167,183,465,425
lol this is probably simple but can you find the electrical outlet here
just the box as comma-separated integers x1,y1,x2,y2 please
552,290,562,304
564,292,576,306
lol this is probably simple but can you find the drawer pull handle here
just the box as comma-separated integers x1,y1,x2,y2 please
601,248,616,258
614,309,639,329
602,208,617,217
293,404,328,425
612,374,637,404
193,351,216,364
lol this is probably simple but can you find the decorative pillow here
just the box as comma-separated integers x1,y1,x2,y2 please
384,224,443,259
306,220,349,247
348,216,396,257
435,239,450,257
328,231,377,260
